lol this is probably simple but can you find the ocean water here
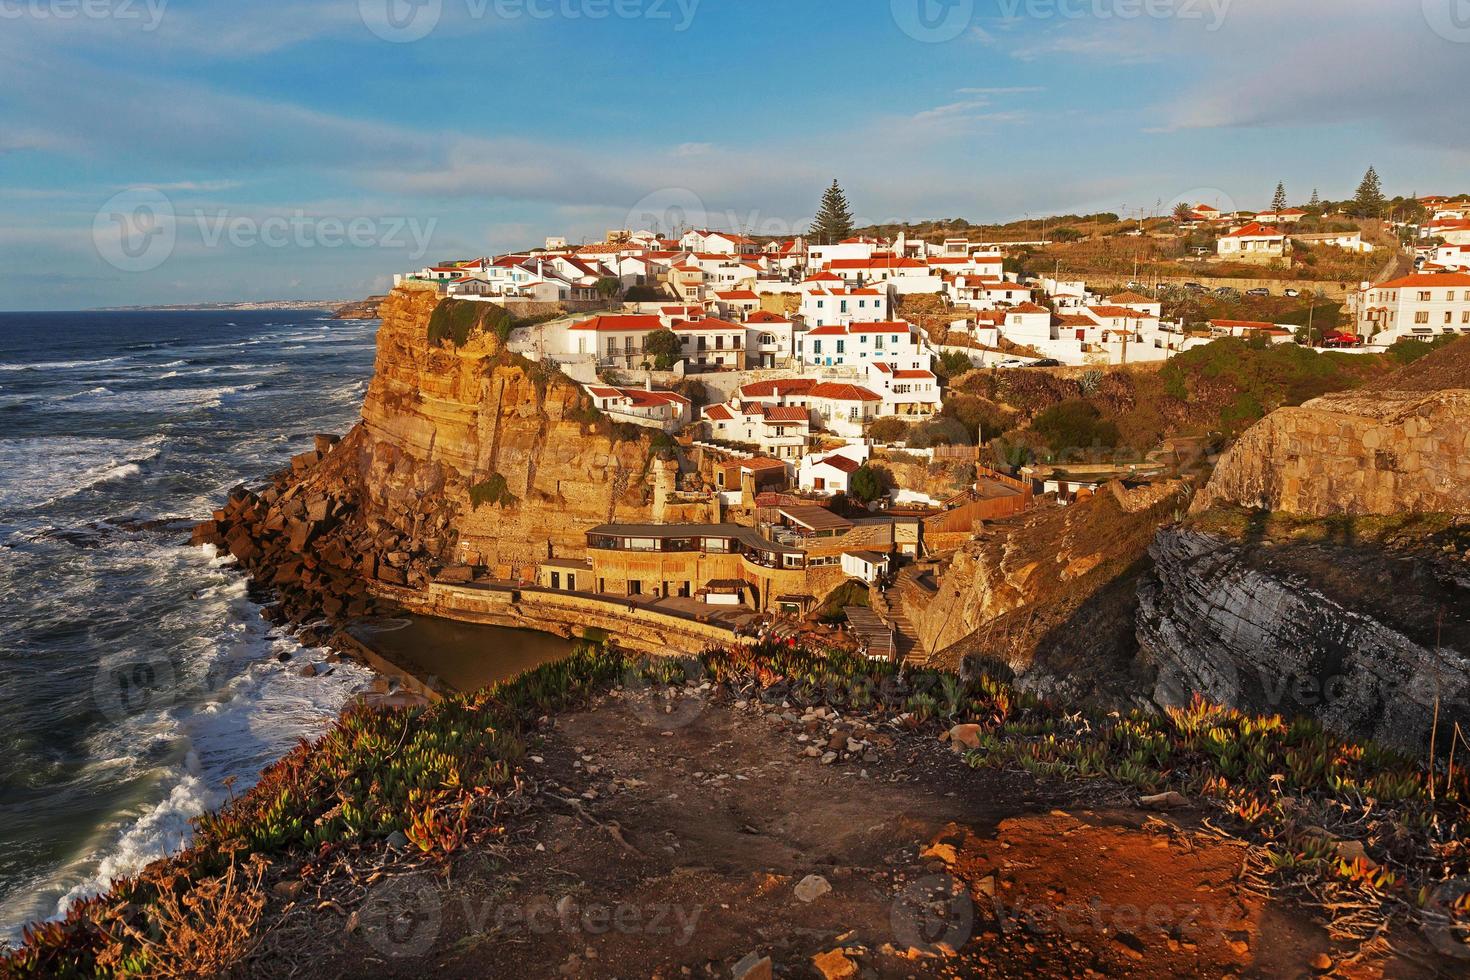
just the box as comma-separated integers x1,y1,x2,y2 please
0,310,380,944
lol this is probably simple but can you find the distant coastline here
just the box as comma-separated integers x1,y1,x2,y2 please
91,300,350,313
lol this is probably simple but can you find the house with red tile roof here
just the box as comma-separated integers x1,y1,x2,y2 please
1217,222,1287,260
584,382,692,432
1351,271,1470,344
798,288,891,326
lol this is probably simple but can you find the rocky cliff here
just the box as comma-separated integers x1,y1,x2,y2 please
354,284,669,572
1193,339,1470,517
1141,340,1470,753
193,285,683,632
1139,514,1470,753
916,480,1190,706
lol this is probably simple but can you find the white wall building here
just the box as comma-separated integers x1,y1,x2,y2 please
1353,272,1470,344
799,289,891,326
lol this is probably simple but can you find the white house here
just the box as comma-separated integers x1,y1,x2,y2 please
672,316,747,370
1207,319,1295,344
680,230,760,255
1292,231,1374,254
796,321,928,370
1218,222,1287,260
566,314,664,368
702,402,810,460
866,362,941,417
806,382,884,438
1429,245,1470,272
585,384,692,432
798,445,870,495
1353,272,1470,344
807,238,883,267
744,310,796,368
824,255,943,294
799,288,890,326
712,289,761,320
1254,208,1307,224
841,550,891,584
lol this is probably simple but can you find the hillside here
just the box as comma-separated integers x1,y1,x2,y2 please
1194,337,1470,516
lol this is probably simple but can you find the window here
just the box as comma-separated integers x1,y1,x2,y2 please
812,340,822,354
1419,291,1432,301
1416,312,1430,324
837,340,845,353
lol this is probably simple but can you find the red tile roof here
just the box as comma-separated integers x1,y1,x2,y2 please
1371,272,1470,289
807,382,882,402
568,314,663,332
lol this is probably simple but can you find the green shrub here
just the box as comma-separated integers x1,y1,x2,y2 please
469,473,518,509
1031,399,1120,452
428,300,514,348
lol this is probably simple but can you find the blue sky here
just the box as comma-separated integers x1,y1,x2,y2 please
1,0,1467,310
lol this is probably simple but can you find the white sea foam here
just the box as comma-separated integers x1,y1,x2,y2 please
0,435,166,511
0,358,126,372
25,552,372,935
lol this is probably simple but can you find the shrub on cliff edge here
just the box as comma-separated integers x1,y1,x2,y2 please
428,300,514,348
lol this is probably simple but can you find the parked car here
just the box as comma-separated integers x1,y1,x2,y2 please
1246,287,1271,297
1283,288,1300,298
996,358,1026,369
1028,358,1062,367
1184,282,1206,292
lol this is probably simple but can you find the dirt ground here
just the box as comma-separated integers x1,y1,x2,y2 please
241,687,1459,979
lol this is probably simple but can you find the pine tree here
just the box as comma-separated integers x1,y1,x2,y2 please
1354,167,1385,218
809,180,855,245
1309,188,1321,208
1271,182,1288,214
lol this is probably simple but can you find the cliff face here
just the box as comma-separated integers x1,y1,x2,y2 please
1140,340,1470,753
1194,339,1470,518
352,285,661,571
916,481,1189,705
1140,522,1470,753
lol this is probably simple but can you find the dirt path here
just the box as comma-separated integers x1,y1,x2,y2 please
245,688,1453,979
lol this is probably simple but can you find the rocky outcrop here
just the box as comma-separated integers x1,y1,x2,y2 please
194,284,678,640
331,296,387,319
917,481,1189,706
1139,522,1470,753
355,284,668,571
1194,339,1470,518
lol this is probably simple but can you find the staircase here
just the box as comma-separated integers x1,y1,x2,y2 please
870,586,923,664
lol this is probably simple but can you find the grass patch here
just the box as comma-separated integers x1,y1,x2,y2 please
428,300,514,348
468,474,517,510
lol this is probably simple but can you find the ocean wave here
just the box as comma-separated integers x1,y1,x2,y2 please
0,357,127,373
52,384,259,413
0,435,165,512
44,561,371,928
